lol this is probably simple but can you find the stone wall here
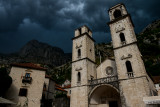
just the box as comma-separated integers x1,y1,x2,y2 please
119,77,150,107
114,44,146,80
96,59,117,79
72,34,95,62
5,66,46,107
70,86,88,107
109,17,137,49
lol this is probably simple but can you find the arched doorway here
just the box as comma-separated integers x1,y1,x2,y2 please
89,84,121,107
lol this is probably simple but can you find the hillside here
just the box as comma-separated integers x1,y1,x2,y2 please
95,19,160,76
95,42,114,65
0,19,160,85
137,19,160,76
0,40,71,67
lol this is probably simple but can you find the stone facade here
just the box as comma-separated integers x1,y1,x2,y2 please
43,77,55,101
5,63,55,107
5,65,46,107
71,25,96,107
70,3,157,107
108,3,157,107
96,59,117,79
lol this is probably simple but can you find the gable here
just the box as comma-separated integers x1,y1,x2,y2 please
96,59,117,79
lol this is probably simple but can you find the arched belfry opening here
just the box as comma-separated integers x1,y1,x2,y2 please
126,61,134,78
78,72,81,82
113,10,122,19
120,33,126,42
78,49,81,57
126,61,133,72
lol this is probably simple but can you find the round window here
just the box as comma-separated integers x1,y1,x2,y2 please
106,67,113,75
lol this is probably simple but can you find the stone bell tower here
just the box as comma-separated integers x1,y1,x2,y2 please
70,25,96,107
108,3,155,107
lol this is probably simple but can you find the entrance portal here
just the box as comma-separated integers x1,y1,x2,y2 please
109,101,118,107
89,84,121,107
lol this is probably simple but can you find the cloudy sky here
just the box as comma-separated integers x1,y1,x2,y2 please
0,0,160,53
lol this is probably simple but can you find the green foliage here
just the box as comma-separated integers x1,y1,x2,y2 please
137,26,160,76
0,67,12,97
55,92,67,98
47,62,71,84
95,43,114,65
145,60,160,76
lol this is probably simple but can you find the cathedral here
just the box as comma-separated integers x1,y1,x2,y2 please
70,3,157,107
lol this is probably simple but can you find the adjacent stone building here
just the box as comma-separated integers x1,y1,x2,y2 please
152,76,160,95
5,63,55,107
70,3,157,107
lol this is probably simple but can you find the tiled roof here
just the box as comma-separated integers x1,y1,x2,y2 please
55,84,63,88
45,74,51,78
152,76,160,84
11,63,47,71
55,84,67,92
55,87,67,92
63,84,71,89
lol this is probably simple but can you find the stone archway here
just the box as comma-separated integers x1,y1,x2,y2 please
89,84,121,107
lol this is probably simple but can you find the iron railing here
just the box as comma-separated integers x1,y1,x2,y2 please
22,76,32,84
127,72,134,78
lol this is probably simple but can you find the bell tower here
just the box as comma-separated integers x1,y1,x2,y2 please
70,25,96,107
108,3,155,107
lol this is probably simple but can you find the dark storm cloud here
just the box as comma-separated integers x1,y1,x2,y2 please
0,0,160,53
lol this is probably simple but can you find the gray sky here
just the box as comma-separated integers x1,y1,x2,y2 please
0,0,160,53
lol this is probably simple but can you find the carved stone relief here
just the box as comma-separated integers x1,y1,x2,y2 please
121,54,132,60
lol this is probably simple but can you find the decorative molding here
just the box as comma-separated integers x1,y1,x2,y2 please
113,41,137,50
115,22,125,33
88,75,119,90
108,3,125,12
25,69,32,72
116,27,125,33
76,44,82,49
121,41,126,45
107,14,135,27
72,32,95,42
121,54,132,60
72,57,96,64
76,67,82,71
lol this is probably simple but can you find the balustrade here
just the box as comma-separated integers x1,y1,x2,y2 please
127,72,134,78
22,76,32,84
88,75,118,86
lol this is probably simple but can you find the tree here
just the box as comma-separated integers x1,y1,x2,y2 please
0,67,12,97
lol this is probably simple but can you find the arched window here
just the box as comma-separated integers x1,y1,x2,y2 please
78,49,81,57
78,72,81,82
120,33,126,42
126,61,133,72
113,10,122,19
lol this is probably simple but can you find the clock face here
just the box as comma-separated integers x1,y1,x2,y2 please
106,67,113,75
